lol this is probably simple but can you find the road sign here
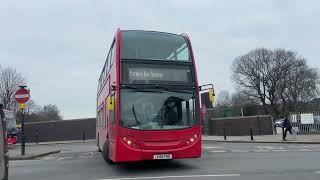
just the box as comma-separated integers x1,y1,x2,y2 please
15,89,30,104
18,103,25,109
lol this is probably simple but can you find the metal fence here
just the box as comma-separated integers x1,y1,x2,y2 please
291,112,320,134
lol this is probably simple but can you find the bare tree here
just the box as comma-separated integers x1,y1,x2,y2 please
283,60,319,111
216,90,232,107
232,48,275,113
232,48,319,114
25,100,40,114
17,104,63,123
0,66,26,109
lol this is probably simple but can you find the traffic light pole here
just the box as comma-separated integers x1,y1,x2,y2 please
21,108,25,156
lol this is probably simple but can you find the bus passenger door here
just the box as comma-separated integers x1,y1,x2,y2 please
107,94,116,161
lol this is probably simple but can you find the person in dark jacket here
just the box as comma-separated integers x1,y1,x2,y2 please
283,115,292,140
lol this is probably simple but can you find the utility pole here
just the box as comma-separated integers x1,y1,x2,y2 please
21,108,25,156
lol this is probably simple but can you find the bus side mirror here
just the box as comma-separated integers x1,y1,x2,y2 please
199,84,215,103
107,96,115,111
209,88,215,103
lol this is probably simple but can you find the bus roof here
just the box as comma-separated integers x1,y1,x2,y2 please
120,30,185,37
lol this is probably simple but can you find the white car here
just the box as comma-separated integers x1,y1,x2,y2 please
274,119,284,127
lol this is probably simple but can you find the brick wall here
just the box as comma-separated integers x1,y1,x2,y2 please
204,113,274,136
19,118,96,143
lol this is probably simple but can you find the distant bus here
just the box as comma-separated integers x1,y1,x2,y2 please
3,110,17,145
96,29,214,163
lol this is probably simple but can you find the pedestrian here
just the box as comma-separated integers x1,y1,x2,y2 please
283,114,292,140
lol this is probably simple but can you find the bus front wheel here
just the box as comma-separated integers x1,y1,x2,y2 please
102,138,114,164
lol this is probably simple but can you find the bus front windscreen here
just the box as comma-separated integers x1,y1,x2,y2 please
120,89,198,130
121,31,191,61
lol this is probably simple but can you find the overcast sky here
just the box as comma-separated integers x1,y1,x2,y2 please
1,0,319,119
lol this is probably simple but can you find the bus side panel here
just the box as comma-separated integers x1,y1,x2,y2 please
109,29,122,162
107,43,120,162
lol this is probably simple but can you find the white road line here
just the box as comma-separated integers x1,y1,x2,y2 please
271,149,290,152
97,174,240,180
203,146,223,149
42,156,56,160
313,149,320,151
295,149,314,152
81,152,94,156
57,157,73,161
209,150,228,153
251,150,270,152
315,171,320,174
231,150,249,153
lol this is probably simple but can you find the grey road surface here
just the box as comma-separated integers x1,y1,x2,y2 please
9,142,320,180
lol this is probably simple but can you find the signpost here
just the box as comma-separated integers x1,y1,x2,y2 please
301,113,314,124
15,86,30,156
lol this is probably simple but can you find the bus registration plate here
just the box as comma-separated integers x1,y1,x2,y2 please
153,154,172,160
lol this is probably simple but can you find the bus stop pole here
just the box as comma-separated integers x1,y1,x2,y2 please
21,108,25,156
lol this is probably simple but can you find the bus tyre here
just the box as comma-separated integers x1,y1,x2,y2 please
102,139,113,164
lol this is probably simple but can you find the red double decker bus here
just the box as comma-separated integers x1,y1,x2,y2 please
96,29,214,163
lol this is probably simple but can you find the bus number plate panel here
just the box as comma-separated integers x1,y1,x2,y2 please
153,154,172,160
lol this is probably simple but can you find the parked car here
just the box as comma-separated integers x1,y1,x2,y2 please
274,119,284,127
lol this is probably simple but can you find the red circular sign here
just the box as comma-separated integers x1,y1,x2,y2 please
15,89,30,104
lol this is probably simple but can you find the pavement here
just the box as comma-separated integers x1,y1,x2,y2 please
8,144,60,160
203,127,320,144
9,141,320,180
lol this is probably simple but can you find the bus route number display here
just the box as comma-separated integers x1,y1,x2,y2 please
128,67,190,83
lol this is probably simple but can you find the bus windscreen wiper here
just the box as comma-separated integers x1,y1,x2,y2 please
122,85,163,93
131,105,142,126
153,84,192,94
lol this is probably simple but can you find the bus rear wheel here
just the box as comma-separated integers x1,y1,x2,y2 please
102,138,114,164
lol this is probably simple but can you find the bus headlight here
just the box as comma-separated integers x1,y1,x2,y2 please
187,134,198,144
121,136,139,148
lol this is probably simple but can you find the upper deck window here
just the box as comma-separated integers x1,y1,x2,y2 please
121,31,191,61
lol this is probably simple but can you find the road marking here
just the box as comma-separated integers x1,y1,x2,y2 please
209,150,228,153
315,171,320,174
295,149,314,152
203,146,223,149
57,157,73,161
271,149,290,152
256,146,284,150
81,152,94,156
251,150,270,153
97,174,240,180
42,156,56,160
231,150,249,153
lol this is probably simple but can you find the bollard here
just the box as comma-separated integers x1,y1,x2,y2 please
82,131,86,142
282,127,285,141
35,132,39,144
292,127,297,141
223,128,227,140
250,128,253,141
